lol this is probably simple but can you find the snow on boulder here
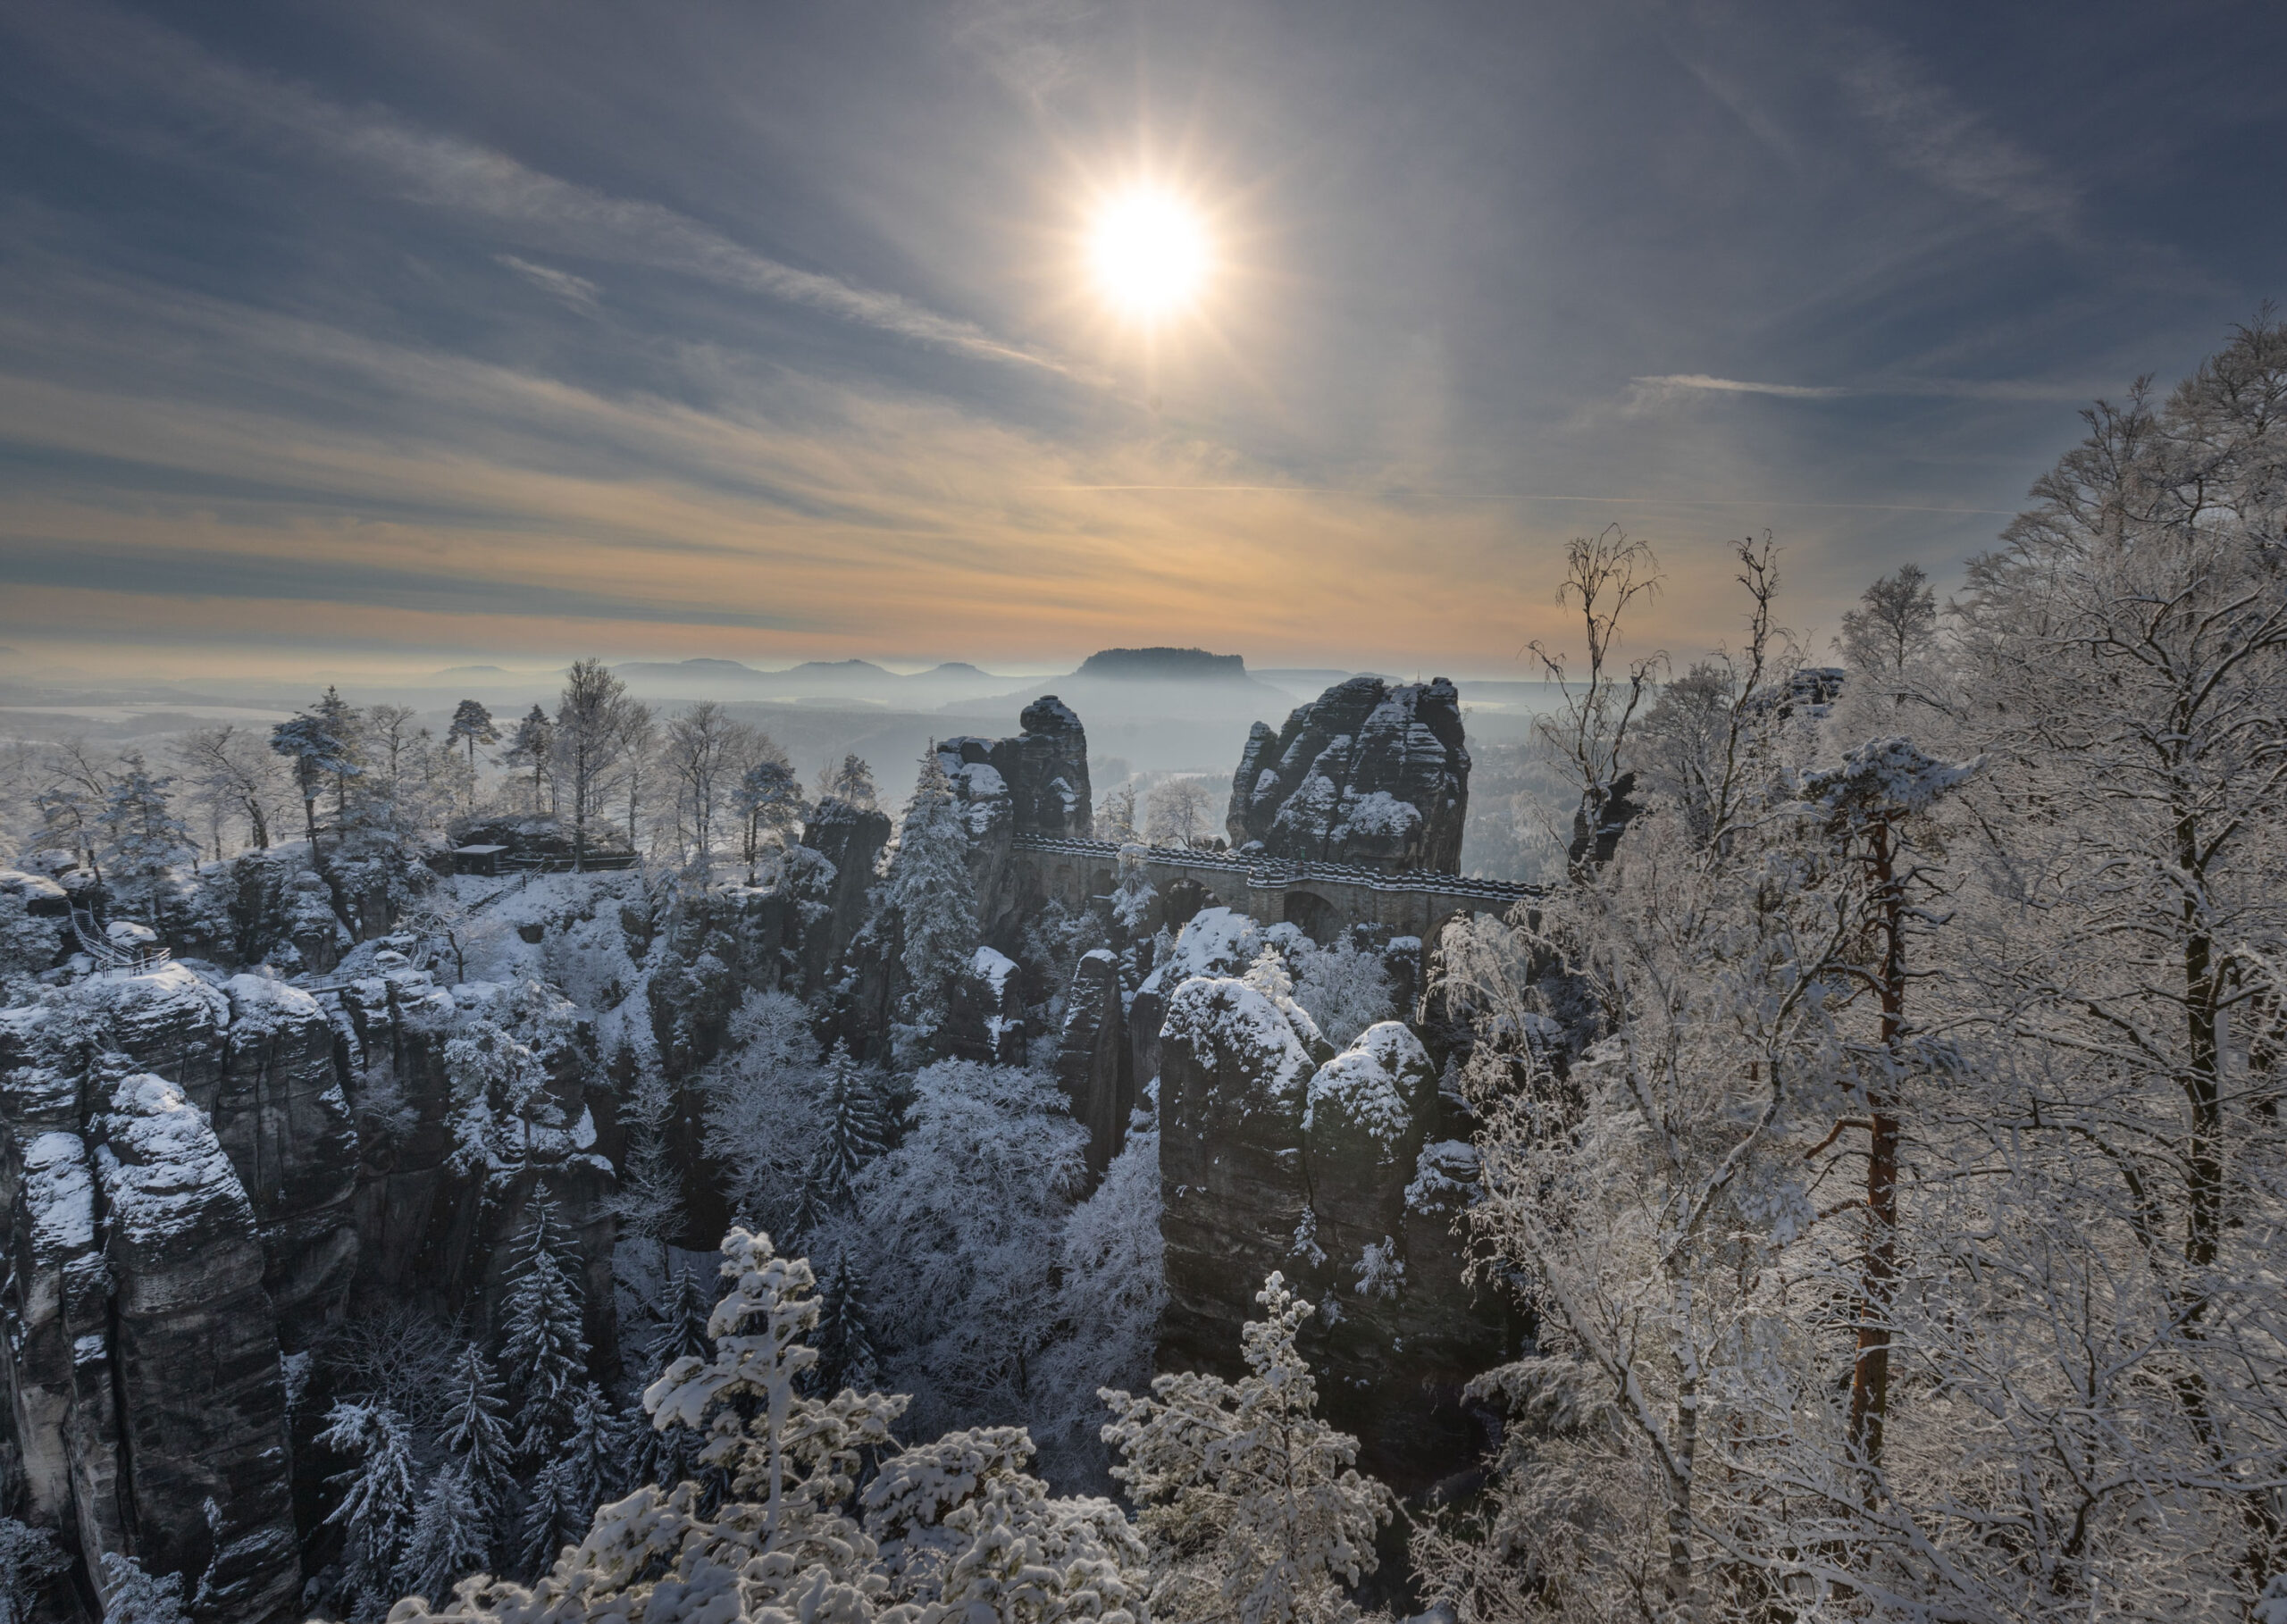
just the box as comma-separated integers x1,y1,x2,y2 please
971,944,1018,999
74,963,230,1103
96,1073,260,1293
23,1130,96,1260
1305,1020,1433,1162
219,972,323,1035
0,868,69,913
1162,975,1312,1114
1148,906,1262,992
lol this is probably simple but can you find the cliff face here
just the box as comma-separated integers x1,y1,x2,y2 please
337,970,618,1357
0,955,620,1621
1053,949,1132,1178
1153,944,1513,1493
0,972,319,1623
1227,676,1470,873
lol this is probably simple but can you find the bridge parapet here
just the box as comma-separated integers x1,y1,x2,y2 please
1008,833,1537,941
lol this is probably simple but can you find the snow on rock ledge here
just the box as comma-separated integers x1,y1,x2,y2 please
1162,975,1311,1112
97,1072,262,1297
1306,1020,1433,1160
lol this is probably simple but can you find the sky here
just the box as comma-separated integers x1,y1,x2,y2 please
1,0,2283,682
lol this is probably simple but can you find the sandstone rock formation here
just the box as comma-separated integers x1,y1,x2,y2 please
793,797,892,993
0,950,624,1620
944,946,1027,1067
0,975,315,1622
338,970,617,1357
939,696,1092,842
1053,949,1132,1177
1153,917,1514,1493
97,1069,299,1620
1226,676,1470,873
934,699,1091,942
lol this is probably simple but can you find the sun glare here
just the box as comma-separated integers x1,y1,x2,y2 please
1089,188,1210,319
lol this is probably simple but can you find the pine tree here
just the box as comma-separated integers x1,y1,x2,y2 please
393,1463,489,1607
515,1453,582,1581
554,1383,624,1519
317,1400,420,1618
508,1385,618,1579
554,659,631,870
795,1042,884,1226
884,749,977,1043
269,710,359,852
648,1262,714,1376
500,706,555,815
825,753,876,809
95,1553,188,1624
312,685,365,833
808,1251,879,1397
95,751,191,922
733,757,804,880
497,1199,590,1465
438,1343,515,1551
1103,1273,1394,1624
447,700,499,813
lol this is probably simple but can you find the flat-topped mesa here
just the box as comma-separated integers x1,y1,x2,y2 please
1227,675,1470,874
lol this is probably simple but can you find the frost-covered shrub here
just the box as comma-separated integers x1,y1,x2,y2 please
375,1228,1150,1624
698,990,825,1235
1102,1272,1395,1624
833,1061,1085,1436
439,982,592,1180
1018,898,1095,1023
1291,935,1397,1048
1032,1121,1166,1493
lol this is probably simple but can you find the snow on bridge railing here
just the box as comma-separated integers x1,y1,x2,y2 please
1007,833,1539,902
67,907,172,977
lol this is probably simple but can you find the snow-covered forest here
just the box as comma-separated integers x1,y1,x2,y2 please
0,318,2282,1624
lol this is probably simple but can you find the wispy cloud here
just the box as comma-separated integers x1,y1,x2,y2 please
1837,34,2079,236
495,255,600,312
1623,372,2099,414
7,3,1067,374
1622,373,1847,414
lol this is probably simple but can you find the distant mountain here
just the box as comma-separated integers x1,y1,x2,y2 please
430,665,514,680
950,647,1298,727
1074,647,1250,682
613,657,1015,707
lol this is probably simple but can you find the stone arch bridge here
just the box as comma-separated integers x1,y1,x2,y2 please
1009,833,1538,943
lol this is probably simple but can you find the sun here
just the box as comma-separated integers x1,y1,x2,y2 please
1088,188,1210,320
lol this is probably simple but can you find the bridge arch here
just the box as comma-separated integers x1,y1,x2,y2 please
1279,889,1338,943
1161,876,1227,932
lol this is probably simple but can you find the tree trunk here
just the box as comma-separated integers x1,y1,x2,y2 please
1848,821,1905,1473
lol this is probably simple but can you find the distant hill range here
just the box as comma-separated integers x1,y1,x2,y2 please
611,657,1013,707
952,647,1314,724
609,647,1558,725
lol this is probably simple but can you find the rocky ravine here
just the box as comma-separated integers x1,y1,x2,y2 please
0,953,617,1622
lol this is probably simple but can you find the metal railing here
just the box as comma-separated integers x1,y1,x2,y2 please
68,906,172,976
